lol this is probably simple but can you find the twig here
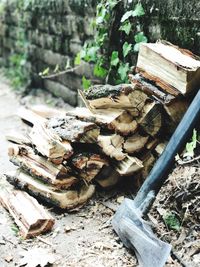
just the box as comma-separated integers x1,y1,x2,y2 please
36,236,53,247
171,249,189,267
41,66,80,79
178,154,200,165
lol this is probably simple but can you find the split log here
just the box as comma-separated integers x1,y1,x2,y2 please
137,101,162,136
70,152,109,182
6,131,31,145
8,144,77,189
140,153,156,179
123,133,149,154
6,171,95,210
95,169,121,188
17,107,46,126
154,142,167,156
116,155,143,176
47,116,100,143
82,84,148,112
67,107,138,136
30,123,73,164
164,99,189,133
145,138,159,150
98,134,125,161
136,41,200,95
129,73,175,104
0,184,55,238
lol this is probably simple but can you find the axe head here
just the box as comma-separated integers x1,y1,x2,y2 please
112,198,171,267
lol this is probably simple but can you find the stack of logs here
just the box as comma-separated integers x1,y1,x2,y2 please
5,41,200,211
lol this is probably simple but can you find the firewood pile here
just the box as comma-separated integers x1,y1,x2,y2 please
3,41,200,215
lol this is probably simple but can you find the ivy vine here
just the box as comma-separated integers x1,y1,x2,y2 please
75,0,148,89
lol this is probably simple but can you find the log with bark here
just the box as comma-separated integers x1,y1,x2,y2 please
83,84,148,112
8,144,78,189
6,170,95,210
46,116,100,143
0,182,55,238
123,133,149,154
70,152,109,182
136,41,200,95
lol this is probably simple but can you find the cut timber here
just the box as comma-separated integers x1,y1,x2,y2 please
136,41,200,95
70,152,109,182
137,101,162,136
8,144,77,189
30,123,73,163
83,84,148,111
0,185,54,238
95,169,121,188
155,142,167,156
6,171,95,210
116,155,143,176
98,134,125,161
17,107,46,126
47,116,100,143
6,131,31,145
164,99,189,133
67,107,138,136
123,133,149,154
129,73,175,104
30,105,66,118
140,153,156,179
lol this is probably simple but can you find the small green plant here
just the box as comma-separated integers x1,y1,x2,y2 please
163,212,181,231
75,1,148,89
184,129,197,158
11,224,19,236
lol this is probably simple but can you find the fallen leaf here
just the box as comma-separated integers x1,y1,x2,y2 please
19,247,56,267
4,255,13,262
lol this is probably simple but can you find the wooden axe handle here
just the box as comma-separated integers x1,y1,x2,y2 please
134,89,200,211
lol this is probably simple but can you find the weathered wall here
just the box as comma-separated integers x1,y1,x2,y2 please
0,0,97,106
0,0,200,106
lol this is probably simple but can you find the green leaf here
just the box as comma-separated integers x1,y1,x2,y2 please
132,3,145,17
93,64,108,78
96,6,107,24
82,76,91,90
122,42,132,58
134,32,148,52
74,52,81,65
184,129,197,157
40,67,49,76
53,64,59,73
120,10,133,23
85,46,99,62
110,51,119,66
134,32,148,43
163,212,181,231
118,62,129,82
119,21,132,35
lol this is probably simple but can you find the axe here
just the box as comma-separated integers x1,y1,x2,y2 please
112,89,200,267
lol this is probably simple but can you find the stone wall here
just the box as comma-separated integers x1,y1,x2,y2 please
0,0,97,106
0,0,200,106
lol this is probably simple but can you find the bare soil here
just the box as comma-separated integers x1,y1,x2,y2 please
0,73,199,267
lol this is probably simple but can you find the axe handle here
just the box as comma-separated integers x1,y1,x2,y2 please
134,89,200,211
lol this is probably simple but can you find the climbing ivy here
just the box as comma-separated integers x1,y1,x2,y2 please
75,0,148,88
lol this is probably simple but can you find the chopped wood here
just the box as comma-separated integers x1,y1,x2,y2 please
0,185,55,238
17,107,46,126
30,105,67,118
123,133,149,154
146,138,159,150
8,144,77,189
46,116,100,143
98,134,125,161
30,123,73,163
67,107,138,136
164,99,189,133
129,73,175,104
70,152,109,182
136,41,200,95
95,169,121,188
116,155,143,176
6,171,95,210
140,153,156,179
137,101,162,136
6,131,31,145
154,142,167,156
83,84,148,111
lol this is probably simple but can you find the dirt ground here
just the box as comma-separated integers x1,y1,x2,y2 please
0,73,199,267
